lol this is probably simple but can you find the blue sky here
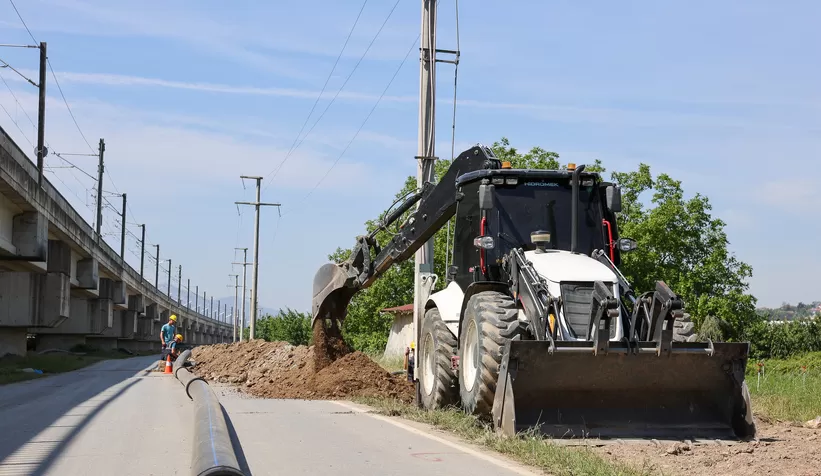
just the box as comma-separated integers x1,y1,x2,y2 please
0,0,818,312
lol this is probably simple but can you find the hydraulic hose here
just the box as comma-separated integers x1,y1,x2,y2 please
173,350,244,476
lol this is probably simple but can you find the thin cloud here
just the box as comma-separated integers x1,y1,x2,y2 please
13,69,416,104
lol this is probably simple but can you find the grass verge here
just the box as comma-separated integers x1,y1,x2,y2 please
747,352,821,423
356,396,655,476
366,352,406,374
0,349,154,385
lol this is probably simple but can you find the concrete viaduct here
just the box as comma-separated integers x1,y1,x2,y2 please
0,126,231,356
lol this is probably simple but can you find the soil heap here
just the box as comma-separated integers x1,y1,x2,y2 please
190,321,413,402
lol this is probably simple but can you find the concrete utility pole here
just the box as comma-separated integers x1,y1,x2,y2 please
235,177,280,340
153,244,160,287
210,296,214,319
412,0,439,389
95,139,105,241
233,248,250,341
187,278,191,309
36,42,46,188
139,224,146,278
204,291,207,315
165,259,171,295
228,274,239,342
195,286,199,313
119,193,127,258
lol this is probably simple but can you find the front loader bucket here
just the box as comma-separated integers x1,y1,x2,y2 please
491,340,755,441
311,263,357,328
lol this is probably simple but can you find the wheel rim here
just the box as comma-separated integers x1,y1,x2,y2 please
422,332,435,395
463,320,479,392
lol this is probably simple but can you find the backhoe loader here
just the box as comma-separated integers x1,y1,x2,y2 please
312,144,755,440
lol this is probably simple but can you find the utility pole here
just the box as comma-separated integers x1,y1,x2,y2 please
210,296,214,319
235,177,280,340
187,278,190,309
228,274,239,342
195,286,199,314
153,244,160,287
119,193,127,258
36,42,46,188
165,259,171,295
95,139,105,241
233,247,250,341
139,224,146,278
204,291,207,315
412,0,441,393
177,265,182,303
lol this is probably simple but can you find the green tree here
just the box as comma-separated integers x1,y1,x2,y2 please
254,308,312,346
612,165,759,340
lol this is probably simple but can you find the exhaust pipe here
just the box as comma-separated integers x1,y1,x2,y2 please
570,164,586,253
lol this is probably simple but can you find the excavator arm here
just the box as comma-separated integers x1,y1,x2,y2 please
312,145,501,326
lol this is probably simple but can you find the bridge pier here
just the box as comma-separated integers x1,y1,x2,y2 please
11,211,48,260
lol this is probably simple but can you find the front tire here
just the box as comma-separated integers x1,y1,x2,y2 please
458,291,522,418
673,312,697,342
418,308,459,409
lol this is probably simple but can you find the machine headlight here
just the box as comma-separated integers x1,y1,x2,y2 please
473,236,495,249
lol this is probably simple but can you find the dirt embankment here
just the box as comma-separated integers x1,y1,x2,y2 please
190,322,413,402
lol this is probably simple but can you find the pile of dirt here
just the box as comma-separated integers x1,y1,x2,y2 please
190,339,413,403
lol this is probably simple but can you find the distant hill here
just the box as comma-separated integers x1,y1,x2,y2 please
757,301,821,321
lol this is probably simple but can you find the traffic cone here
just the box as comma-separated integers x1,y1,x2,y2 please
164,354,173,374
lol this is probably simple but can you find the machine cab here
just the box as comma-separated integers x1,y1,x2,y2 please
448,165,626,341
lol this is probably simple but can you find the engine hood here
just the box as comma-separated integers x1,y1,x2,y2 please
523,250,617,284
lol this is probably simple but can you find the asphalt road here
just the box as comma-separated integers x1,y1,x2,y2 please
0,355,191,476
0,356,536,476
214,385,537,476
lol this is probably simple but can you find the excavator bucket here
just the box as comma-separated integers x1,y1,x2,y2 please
491,340,755,442
311,263,357,328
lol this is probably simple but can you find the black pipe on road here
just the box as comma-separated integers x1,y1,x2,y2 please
173,350,245,476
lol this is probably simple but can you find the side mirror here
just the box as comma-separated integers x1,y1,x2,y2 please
606,185,622,213
479,183,495,210
617,238,637,252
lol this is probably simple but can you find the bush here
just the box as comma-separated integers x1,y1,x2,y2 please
255,308,312,346
747,317,821,360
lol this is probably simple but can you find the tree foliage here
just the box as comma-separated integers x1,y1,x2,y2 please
253,308,312,346
328,137,759,353
612,165,759,341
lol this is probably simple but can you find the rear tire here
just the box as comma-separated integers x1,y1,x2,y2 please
673,312,697,342
418,308,459,409
458,291,523,419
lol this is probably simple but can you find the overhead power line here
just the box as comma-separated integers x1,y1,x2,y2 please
264,0,369,192
0,101,33,147
0,57,37,86
8,0,37,44
262,0,401,192
283,32,421,217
